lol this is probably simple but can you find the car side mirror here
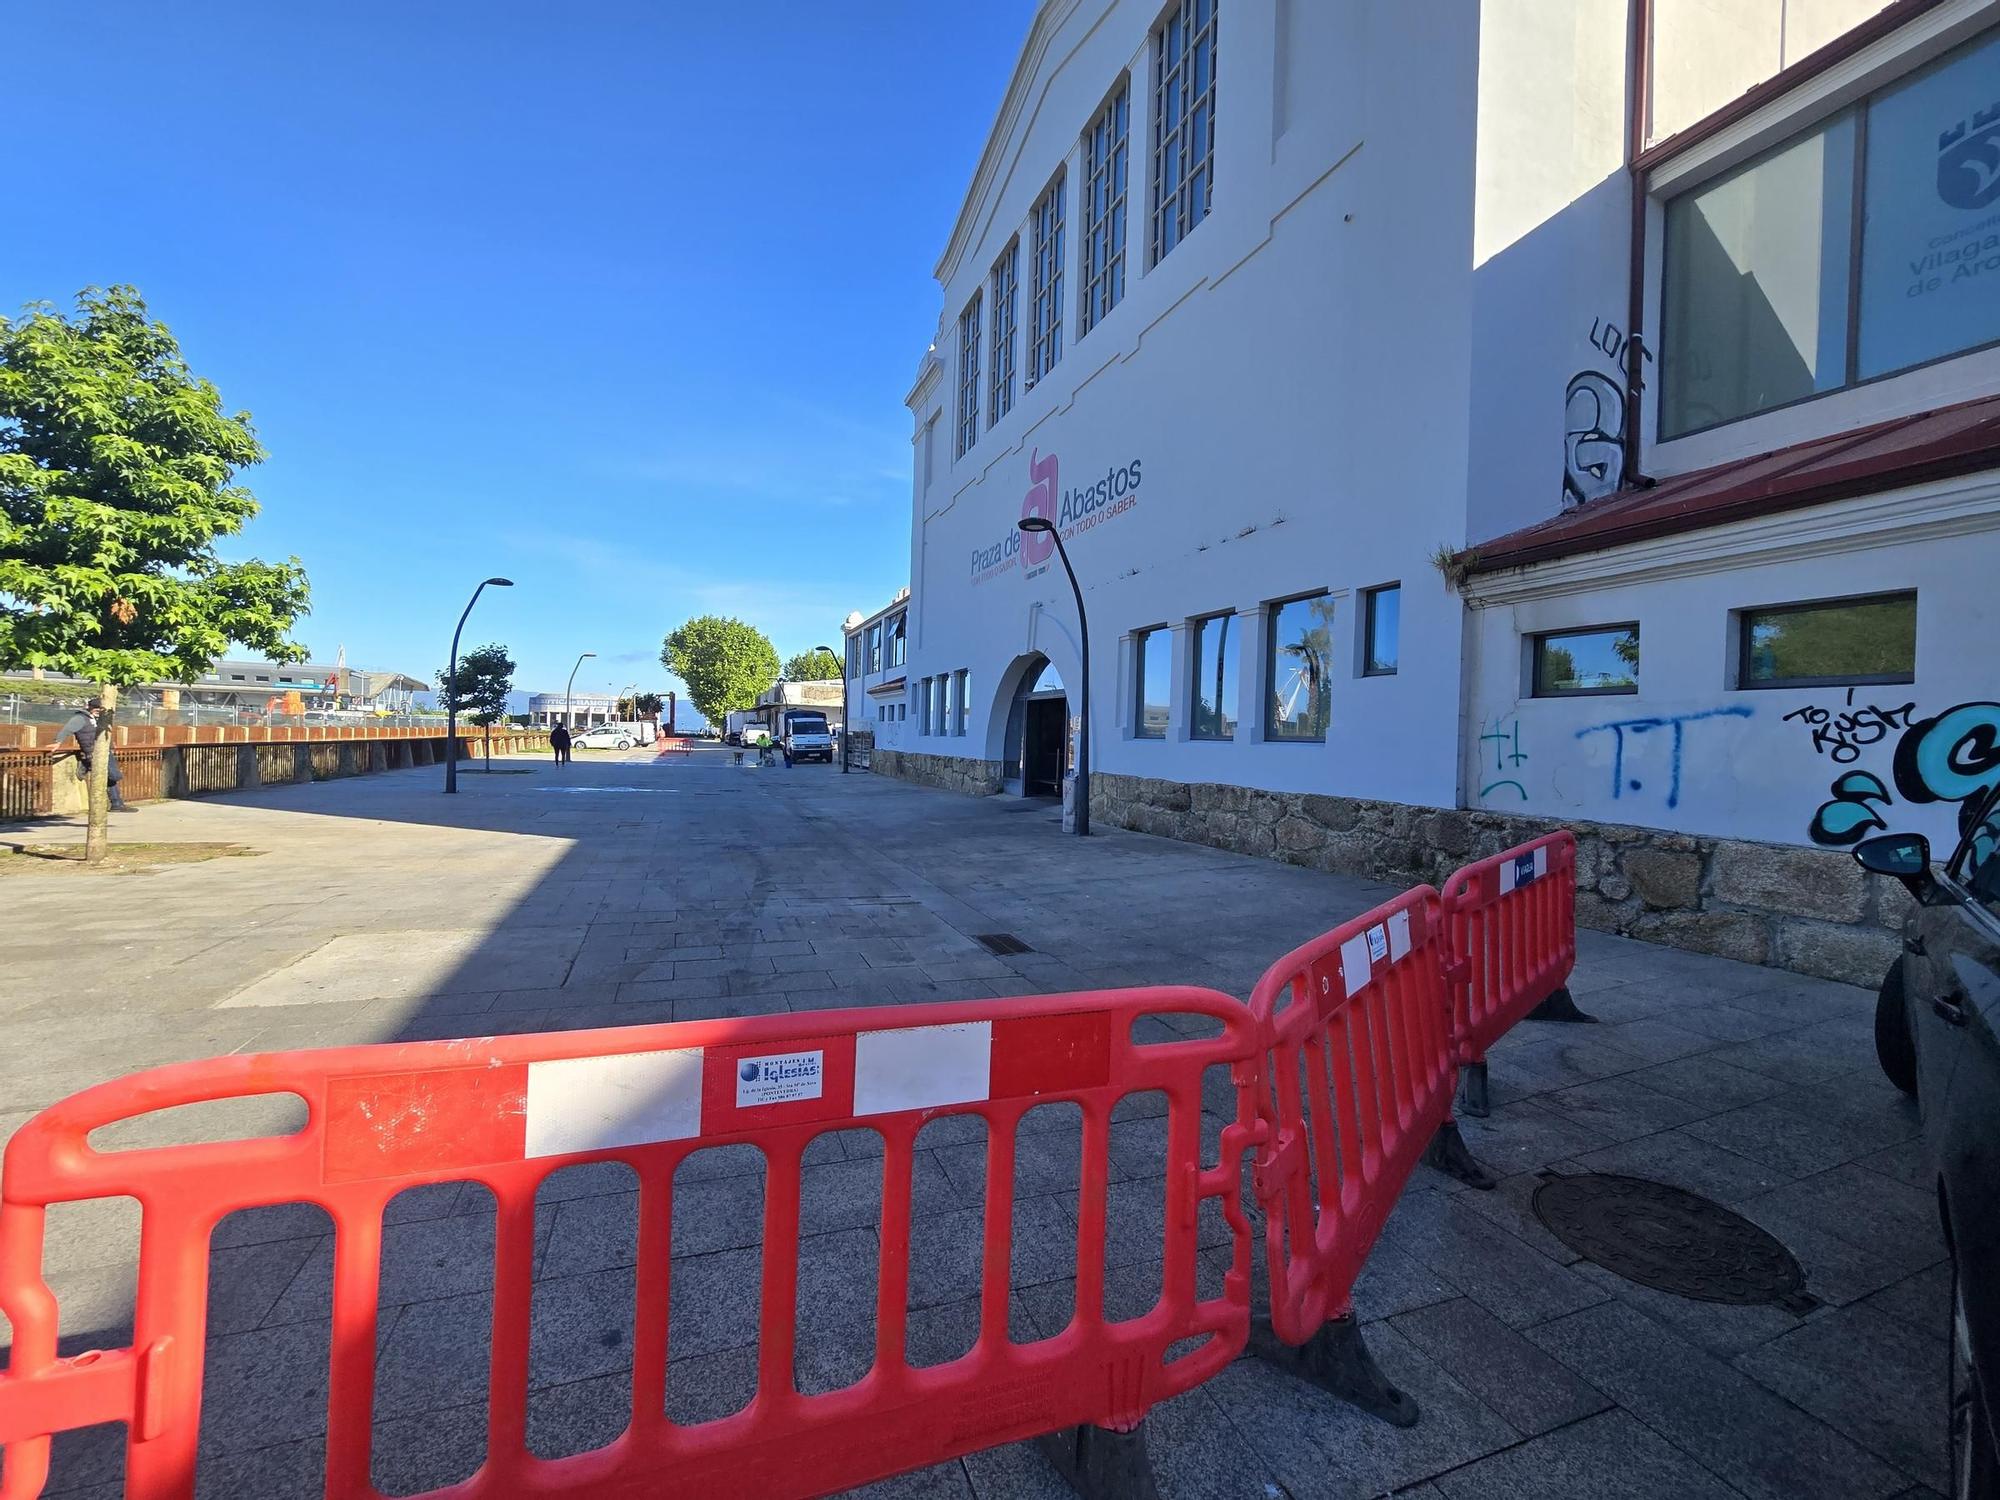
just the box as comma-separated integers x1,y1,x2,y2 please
1853,832,1938,902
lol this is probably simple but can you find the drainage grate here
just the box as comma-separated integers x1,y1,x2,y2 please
1531,1172,1813,1311
974,933,1034,956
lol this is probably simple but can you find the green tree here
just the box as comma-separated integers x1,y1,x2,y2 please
784,647,842,681
661,616,778,725
437,642,515,770
632,691,664,718
0,287,310,860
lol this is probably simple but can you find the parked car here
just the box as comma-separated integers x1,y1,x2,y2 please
1855,781,2000,1499
574,724,637,750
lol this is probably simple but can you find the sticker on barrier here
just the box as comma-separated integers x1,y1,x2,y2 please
1441,831,1586,1116
0,988,1264,1500
1244,886,1465,1427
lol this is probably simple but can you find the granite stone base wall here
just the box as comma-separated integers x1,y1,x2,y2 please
1091,771,1905,983
871,748,1006,797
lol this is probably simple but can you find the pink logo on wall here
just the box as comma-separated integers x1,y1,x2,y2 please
1021,448,1058,570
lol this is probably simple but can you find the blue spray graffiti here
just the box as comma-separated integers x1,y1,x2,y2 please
1809,701,2000,847
1573,706,1755,811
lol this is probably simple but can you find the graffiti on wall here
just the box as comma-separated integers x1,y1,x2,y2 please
1562,318,1654,510
1808,700,2000,846
1783,689,1919,763
1478,715,1529,801
1574,705,1754,811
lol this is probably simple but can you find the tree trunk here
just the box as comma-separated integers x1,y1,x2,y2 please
84,685,116,864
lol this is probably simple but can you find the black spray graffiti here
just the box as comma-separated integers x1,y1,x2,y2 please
1478,716,1528,801
1783,690,1918,763
1808,701,2000,845
1562,371,1625,507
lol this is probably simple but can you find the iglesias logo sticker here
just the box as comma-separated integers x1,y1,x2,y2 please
734,1050,824,1107
969,446,1144,583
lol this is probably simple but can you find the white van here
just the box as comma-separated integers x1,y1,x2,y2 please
781,709,833,763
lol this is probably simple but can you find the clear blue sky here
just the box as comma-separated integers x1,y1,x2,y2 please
9,2,1029,719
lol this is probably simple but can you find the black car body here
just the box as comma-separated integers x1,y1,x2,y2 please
1857,783,2000,1499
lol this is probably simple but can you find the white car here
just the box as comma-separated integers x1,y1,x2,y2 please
574,725,637,750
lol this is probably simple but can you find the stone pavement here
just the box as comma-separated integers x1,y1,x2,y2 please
0,749,1948,1498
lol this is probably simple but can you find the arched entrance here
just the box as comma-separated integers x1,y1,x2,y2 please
994,653,1072,798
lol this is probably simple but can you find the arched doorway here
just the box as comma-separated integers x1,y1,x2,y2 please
995,653,1072,798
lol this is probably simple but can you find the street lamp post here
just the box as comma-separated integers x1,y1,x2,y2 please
817,644,847,774
1017,519,1089,836
565,651,596,733
443,576,513,794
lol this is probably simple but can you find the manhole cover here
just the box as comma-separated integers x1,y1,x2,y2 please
975,933,1034,956
1531,1172,1813,1310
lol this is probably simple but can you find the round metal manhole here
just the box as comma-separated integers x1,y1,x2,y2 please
1531,1172,1813,1310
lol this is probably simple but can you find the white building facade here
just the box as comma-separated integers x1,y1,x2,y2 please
881,0,2000,977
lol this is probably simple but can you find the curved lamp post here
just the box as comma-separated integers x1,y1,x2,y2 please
565,651,596,732
444,576,513,794
1017,518,1088,835
817,643,847,774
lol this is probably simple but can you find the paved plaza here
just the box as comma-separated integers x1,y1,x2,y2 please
0,749,1949,1499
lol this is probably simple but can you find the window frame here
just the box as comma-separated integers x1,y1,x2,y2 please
889,612,907,669
990,240,1019,425
1263,591,1333,743
1150,0,1218,267
918,676,931,734
1189,610,1238,741
1657,31,2000,442
1028,170,1066,387
1132,625,1169,740
1530,623,1641,699
956,291,982,457
1361,583,1400,678
953,668,969,736
1734,589,1916,691
1079,79,1130,340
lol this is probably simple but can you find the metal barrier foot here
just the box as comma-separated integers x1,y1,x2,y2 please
1259,1315,1421,1427
1526,985,1597,1024
1035,1421,1162,1500
1424,1120,1497,1190
1460,1061,1490,1118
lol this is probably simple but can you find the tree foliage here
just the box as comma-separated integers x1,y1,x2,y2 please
784,647,842,681
0,287,311,687
632,691,664,717
661,616,778,724
438,643,515,727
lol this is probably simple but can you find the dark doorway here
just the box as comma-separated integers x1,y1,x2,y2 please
1023,697,1068,797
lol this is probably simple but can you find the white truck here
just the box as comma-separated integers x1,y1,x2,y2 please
779,708,834,764
724,709,772,747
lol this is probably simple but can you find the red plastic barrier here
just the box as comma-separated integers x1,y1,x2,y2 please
1440,831,1578,1071
0,989,1261,1500
1248,886,1458,1349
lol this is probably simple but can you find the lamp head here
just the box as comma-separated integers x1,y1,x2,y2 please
485,577,514,587
1017,517,1054,535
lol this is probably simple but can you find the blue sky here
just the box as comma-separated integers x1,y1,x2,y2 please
8,2,1030,718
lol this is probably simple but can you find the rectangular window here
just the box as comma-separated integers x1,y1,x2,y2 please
1028,171,1065,386
956,292,981,457
922,415,937,490
1080,83,1129,338
889,613,906,668
1363,584,1400,676
990,240,1018,424
1739,591,1916,689
847,636,860,679
1151,0,1218,265
1532,625,1639,697
935,675,951,736
1133,627,1169,738
918,677,931,734
1265,594,1334,741
1660,30,2000,438
867,624,882,674
1190,612,1238,739
954,669,969,735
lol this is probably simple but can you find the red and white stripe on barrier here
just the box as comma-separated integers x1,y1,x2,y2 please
321,1012,1114,1183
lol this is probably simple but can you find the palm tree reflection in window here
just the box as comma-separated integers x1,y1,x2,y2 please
1268,595,1334,741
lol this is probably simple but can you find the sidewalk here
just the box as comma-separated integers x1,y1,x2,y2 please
0,750,1942,1498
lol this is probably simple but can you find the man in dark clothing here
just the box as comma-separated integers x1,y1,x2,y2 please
550,723,572,764
52,700,128,810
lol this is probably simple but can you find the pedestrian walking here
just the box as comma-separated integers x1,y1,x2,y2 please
782,739,794,769
51,698,127,810
550,723,572,764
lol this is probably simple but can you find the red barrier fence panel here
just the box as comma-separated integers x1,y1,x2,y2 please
1248,887,1458,1352
1439,832,1580,1079
0,987,1262,1500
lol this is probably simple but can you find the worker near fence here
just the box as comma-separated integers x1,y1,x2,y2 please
50,697,128,810
549,722,572,765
